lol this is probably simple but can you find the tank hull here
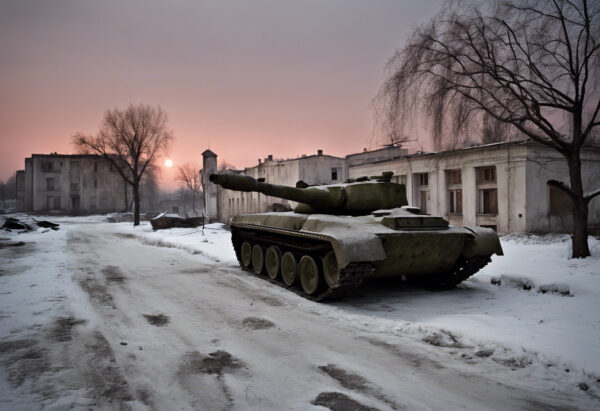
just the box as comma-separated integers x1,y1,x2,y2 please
229,209,502,300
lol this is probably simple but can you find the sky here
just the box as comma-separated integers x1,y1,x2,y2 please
1,0,443,189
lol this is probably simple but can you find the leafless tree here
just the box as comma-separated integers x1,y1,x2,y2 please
218,160,235,172
73,104,173,226
375,0,600,258
177,163,201,213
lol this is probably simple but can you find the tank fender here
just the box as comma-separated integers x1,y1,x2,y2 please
327,234,387,268
301,217,387,268
462,226,504,258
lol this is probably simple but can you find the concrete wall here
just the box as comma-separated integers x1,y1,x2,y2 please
15,170,25,211
525,145,600,233
21,154,125,214
202,151,218,222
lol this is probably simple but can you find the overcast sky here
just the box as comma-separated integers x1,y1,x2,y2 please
1,0,443,188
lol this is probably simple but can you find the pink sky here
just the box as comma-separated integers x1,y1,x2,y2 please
0,0,442,189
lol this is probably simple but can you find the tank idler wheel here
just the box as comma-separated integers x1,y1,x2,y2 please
241,241,252,268
299,255,321,295
281,252,298,286
251,244,264,274
265,246,282,280
322,251,340,288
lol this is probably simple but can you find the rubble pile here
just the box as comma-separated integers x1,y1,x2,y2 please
1,216,60,232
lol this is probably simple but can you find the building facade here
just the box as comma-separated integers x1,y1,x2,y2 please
17,154,127,214
348,141,600,234
205,141,600,234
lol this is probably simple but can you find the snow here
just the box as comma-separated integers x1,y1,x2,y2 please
1,215,600,409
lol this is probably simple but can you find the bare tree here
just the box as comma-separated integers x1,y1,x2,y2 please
218,159,235,172
177,163,201,213
375,0,600,258
73,104,173,226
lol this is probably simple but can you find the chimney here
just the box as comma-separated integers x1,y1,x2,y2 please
268,154,273,161
363,148,367,152
258,159,262,164
317,149,323,156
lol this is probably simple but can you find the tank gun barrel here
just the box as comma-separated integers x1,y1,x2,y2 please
209,172,407,214
209,173,343,210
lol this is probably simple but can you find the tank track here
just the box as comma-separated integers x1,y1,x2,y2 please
231,228,492,300
231,229,374,301
413,255,492,290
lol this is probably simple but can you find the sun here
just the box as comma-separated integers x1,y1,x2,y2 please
164,159,173,167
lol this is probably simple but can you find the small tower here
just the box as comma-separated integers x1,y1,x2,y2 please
202,149,218,222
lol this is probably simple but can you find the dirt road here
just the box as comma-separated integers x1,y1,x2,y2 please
0,221,595,410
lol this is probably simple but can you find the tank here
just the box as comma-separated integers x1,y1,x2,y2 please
210,172,503,301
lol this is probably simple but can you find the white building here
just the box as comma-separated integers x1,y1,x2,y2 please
348,141,600,234
204,141,600,234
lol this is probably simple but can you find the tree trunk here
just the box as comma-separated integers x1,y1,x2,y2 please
133,182,141,227
192,192,195,213
567,154,590,258
123,181,129,212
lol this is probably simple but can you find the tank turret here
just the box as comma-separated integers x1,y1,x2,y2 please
209,173,407,214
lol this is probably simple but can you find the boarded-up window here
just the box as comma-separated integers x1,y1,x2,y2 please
548,185,572,216
477,166,496,183
46,178,55,190
331,168,338,181
447,169,462,185
417,173,428,186
477,189,498,214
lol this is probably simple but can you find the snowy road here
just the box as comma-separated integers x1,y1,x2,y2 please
1,219,598,410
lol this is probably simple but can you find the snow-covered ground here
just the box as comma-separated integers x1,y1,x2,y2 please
1,215,599,410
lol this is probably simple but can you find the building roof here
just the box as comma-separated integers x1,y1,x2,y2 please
30,153,104,159
202,149,217,158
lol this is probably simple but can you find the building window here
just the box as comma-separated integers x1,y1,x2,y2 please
331,168,338,181
548,185,572,216
94,179,98,189
70,183,78,192
90,197,96,210
414,173,429,212
477,166,496,183
477,189,498,214
446,169,462,215
449,189,462,214
47,196,60,210
46,178,55,191
94,163,98,172
42,161,54,171
476,166,497,215
447,169,461,185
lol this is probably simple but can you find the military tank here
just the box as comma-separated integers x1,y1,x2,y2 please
210,172,503,301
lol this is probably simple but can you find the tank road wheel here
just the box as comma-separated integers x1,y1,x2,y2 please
265,246,282,280
251,244,264,274
241,242,252,268
281,252,298,286
322,251,340,288
299,255,321,295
